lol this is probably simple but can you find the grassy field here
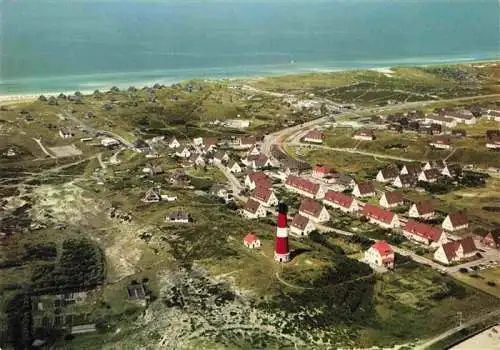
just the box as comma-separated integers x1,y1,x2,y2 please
452,268,500,299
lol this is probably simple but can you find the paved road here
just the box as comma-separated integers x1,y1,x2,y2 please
414,308,500,350
288,142,418,162
214,163,246,201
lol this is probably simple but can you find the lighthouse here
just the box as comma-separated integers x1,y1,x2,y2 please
274,202,290,263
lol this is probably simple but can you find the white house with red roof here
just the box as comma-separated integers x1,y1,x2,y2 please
353,181,376,198
243,233,261,249
249,154,272,170
403,220,448,247
175,146,191,159
362,204,400,229
379,191,404,209
227,160,242,174
323,191,360,213
312,164,337,179
168,136,181,149
290,214,315,237
242,199,267,219
233,135,257,150
418,169,441,183
353,129,375,141
376,166,399,183
486,135,500,149
434,237,478,265
250,186,278,207
364,240,394,269
285,175,325,199
303,130,325,144
442,211,469,232
430,136,452,150
298,198,330,223
408,200,435,219
245,172,271,190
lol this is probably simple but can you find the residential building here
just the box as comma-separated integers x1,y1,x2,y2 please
400,163,422,176
434,237,478,265
441,164,462,178
213,151,230,164
424,114,457,128
290,214,315,237
418,168,441,183
408,200,435,219
166,211,190,223
423,160,446,171
298,198,330,223
242,199,267,219
402,220,447,247
323,191,360,213
379,191,404,209
250,186,278,207
189,153,206,166
364,240,395,269
352,181,376,198
482,231,500,249
445,111,477,125
451,129,467,138
376,166,399,183
442,211,469,232
430,136,452,150
362,204,400,229
285,175,325,199
393,174,418,188
175,147,191,158
227,161,242,174
486,135,500,150
233,135,257,150
243,233,261,249
353,129,375,141
59,128,73,139
250,154,272,170
101,137,120,147
312,164,337,179
303,130,325,143
168,137,181,149
246,145,261,157
245,172,271,190
485,110,500,122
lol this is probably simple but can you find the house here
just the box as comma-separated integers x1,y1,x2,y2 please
423,160,446,171
486,110,500,122
445,111,477,125
323,191,360,213
250,186,278,207
101,137,120,147
430,136,452,150
227,160,242,174
353,129,375,141
424,114,457,128
246,145,261,157
166,211,190,223
434,237,478,265
352,181,375,198
362,204,400,229
250,154,272,170
418,169,441,183
168,136,181,149
243,233,261,249
376,166,399,183
486,135,500,150
403,220,447,247
242,199,267,219
290,214,315,237
364,240,394,269
142,164,164,176
329,174,356,192
200,137,218,153
285,175,325,199
442,211,469,232
59,128,73,139
303,130,325,144
234,135,257,150
127,283,147,300
298,198,330,223
142,187,163,203
189,153,206,166
312,164,337,179
175,147,191,158
482,231,500,249
213,151,230,164
400,163,422,176
169,171,190,186
393,174,418,189
133,139,151,153
193,137,203,146
245,172,271,190
408,200,435,219
441,164,462,178
379,191,404,209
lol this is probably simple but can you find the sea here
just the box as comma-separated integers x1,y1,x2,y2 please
0,0,498,95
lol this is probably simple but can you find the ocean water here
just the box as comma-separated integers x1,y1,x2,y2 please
0,0,498,94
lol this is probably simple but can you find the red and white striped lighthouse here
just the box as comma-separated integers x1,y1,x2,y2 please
274,202,290,263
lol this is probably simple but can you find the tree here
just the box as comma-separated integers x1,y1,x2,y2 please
110,86,120,93
47,96,58,106
38,95,47,102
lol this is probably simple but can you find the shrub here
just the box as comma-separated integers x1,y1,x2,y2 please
459,268,468,273
487,281,496,287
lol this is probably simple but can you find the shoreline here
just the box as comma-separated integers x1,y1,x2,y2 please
1,58,498,104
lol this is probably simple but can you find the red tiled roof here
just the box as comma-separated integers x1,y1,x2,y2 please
414,200,435,215
244,199,262,214
240,135,257,145
441,237,477,261
402,163,422,175
254,154,270,167
251,186,273,203
422,168,441,180
304,130,324,140
379,166,399,179
426,160,446,169
404,220,443,242
362,204,394,224
371,240,393,257
285,175,320,195
248,172,271,188
203,137,218,147
355,181,375,195
447,210,468,227
354,129,375,137
313,164,335,175
383,191,404,205
244,233,258,244
432,136,451,145
299,198,324,218
291,214,310,230
324,191,353,208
